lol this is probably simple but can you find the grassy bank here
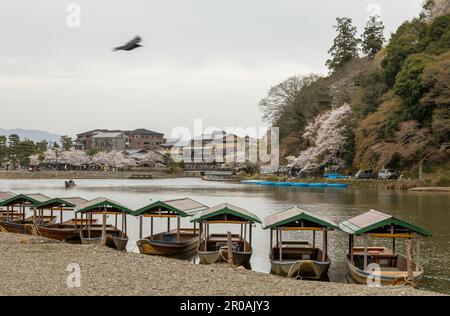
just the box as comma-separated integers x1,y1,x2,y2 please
0,233,442,296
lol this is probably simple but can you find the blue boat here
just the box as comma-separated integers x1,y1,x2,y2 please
241,180,262,185
308,183,327,187
326,183,349,188
291,182,308,187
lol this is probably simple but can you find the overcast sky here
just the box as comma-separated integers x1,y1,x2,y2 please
0,0,423,138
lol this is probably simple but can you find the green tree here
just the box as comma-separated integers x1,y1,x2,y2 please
35,140,49,154
0,135,7,165
326,17,361,72
60,135,73,151
17,139,36,167
393,53,435,123
361,15,385,59
381,19,428,86
7,134,21,169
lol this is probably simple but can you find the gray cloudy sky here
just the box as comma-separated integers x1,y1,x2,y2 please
0,0,423,138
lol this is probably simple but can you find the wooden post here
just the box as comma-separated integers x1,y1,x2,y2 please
227,231,233,264
249,222,252,246
416,238,420,272
407,238,413,280
204,222,208,250
363,235,368,271
139,216,143,239
193,222,196,235
22,206,25,222
74,212,77,227
240,224,243,241
115,214,118,229
270,228,273,250
322,228,328,262
391,225,396,254
177,217,181,241
60,207,63,224
124,213,127,234
88,214,92,238
167,216,170,232
101,211,107,244
50,209,53,222
313,230,316,248
279,229,283,261
150,216,154,237
198,222,202,247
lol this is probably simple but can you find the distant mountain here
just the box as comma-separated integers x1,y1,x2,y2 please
0,128,61,144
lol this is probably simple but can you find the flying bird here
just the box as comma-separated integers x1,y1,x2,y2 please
113,36,142,51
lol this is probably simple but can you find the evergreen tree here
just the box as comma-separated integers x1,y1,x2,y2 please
0,135,7,165
61,135,73,150
7,134,20,169
362,15,386,59
326,17,361,72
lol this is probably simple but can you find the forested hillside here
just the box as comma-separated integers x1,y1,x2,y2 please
259,0,450,184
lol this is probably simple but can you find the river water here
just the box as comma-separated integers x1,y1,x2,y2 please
1,178,449,294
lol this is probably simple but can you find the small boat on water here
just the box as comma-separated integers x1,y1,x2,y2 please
191,203,261,267
339,210,432,287
65,180,76,188
75,197,133,251
263,207,339,280
134,198,208,258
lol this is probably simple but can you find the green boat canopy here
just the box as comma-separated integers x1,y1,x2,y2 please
35,197,89,210
0,193,52,207
339,210,432,237
0,191,17,203
75,197,133,214
190,203,261,224
263,207,340,230
133,198,208,217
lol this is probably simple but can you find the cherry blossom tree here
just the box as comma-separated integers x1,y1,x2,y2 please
29,154,40,167
135,151,165,167
62,150,89,168
287,103,352,173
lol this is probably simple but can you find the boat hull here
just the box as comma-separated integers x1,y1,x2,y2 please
137,230,199,257
198,234,253,267
0,217,56,235
346,247,424,287
80,227,128,251
36,225,80,242
270,257,331,279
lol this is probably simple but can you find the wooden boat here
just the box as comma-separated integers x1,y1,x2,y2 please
346,247,424,286
33,197,91,242
137,228,199,257
65,180,76,188
191,203,261,267
269,242,331,279
79,225,127,250
263,207,338,280
0,216,56,234
340,210,432,287
134,198,207,258
75,197,132,251
197,233,252,266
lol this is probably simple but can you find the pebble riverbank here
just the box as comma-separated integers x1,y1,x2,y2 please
0,233,443,296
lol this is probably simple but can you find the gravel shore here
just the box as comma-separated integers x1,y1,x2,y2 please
0,233,442,296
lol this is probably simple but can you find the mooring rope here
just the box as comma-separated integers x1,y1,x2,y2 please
287,260,303,279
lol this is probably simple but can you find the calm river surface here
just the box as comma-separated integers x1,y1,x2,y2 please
1,178,449,294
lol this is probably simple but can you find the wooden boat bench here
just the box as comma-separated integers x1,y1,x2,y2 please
354,253,398,268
